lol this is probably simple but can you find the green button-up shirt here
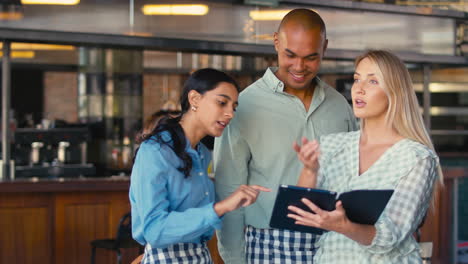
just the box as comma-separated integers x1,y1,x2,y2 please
213,67,358,264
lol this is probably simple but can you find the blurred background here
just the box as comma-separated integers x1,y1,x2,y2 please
1,0,468,263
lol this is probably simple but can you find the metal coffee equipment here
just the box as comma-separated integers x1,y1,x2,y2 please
57,141,70,164
13,127,95,178
30,142,44,165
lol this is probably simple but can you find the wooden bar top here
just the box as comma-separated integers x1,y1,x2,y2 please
0,163,466,193
0,176,130,193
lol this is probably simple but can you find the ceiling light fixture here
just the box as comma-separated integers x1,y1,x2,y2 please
124,32,153,37
249,9,319,21
21,0,80,5
0,0,23,20
249,9,291,21
0,43,75,50
142,4,209,16
0,51,35,59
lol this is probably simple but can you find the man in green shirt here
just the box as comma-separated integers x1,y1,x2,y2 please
214,9,357,264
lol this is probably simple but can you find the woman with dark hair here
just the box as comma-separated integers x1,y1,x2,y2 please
129,68,270,264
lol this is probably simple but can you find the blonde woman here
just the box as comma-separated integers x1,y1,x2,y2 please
288,50,442,263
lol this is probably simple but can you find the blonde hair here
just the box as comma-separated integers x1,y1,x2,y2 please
355,50,443,188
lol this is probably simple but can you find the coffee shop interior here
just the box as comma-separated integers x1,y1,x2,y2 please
1,0,468,263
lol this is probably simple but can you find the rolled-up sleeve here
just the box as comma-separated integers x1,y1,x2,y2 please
130,143,221,248
361,156,437,254
213,117,251,264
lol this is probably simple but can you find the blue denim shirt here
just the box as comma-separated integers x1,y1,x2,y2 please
130,132,222,248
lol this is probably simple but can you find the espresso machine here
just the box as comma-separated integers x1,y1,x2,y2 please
13,127,95,178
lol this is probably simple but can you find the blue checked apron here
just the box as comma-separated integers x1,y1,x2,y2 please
142,242,213,264
245,225,318,264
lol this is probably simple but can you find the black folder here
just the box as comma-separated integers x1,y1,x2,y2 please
269,185,394,235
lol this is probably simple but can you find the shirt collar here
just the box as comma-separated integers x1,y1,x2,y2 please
262,67,284,92
158,130,201,154
263,67,326,103
313,77,326,106
184,135,203,156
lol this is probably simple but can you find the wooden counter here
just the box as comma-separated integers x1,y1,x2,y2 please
0,177,135,264
0,176,224,264
0,176,131,193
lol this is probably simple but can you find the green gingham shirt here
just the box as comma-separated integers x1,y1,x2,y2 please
315,131,438,264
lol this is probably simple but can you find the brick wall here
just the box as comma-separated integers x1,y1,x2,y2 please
143,73,186,121
44,72,78,123
44,72,256,126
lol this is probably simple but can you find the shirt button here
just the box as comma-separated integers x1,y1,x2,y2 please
199,172,204,176
205,192,209,196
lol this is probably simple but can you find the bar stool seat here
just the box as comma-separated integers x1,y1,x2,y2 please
90,212,143,264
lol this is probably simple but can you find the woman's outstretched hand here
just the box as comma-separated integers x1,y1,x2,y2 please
293,137,320,173
214,185,271,217
294,137,320,188
287,199,350,234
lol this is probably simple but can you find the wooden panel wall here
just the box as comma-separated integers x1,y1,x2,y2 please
0,193,53,264
0,191,139,264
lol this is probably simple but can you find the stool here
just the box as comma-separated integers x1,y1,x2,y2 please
90,212,143,264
